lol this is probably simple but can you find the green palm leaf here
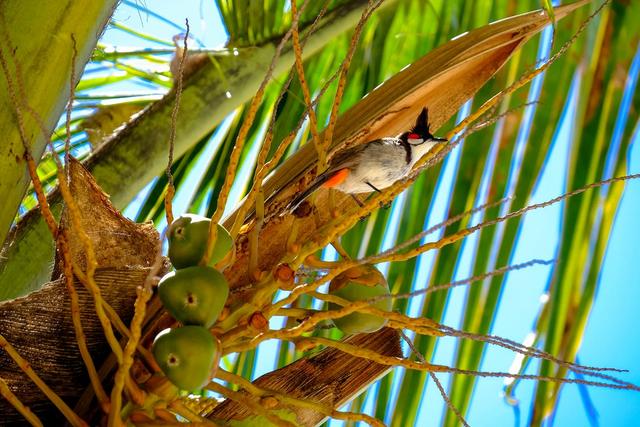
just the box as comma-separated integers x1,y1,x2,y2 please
1,0,638,425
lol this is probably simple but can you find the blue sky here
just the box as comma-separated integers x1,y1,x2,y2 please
98,2,640,426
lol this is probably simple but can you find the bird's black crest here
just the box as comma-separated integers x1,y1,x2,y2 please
411,107,433,138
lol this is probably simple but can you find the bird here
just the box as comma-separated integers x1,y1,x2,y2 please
286,107,447,212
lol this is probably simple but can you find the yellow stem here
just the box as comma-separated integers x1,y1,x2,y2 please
274,307,318,319
205,381,297,427
323,0,384,156
204,3,308,262
167,400,217,424
22,152,58,235
60,237,110,413
108,285,153,427
216,369,385,427
229,130,273,238
303,254,345,269
330,239,351,260
0,334,88,427
291,0,325,169
303,336,445,372
0,377,43,427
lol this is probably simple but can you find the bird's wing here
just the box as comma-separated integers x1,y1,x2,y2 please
325,138,397,173
325,144,366,173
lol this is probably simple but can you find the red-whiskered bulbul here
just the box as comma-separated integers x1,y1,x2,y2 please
287,107,446,212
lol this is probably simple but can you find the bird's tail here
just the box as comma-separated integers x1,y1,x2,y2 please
284,172,331,214
241,170,326,224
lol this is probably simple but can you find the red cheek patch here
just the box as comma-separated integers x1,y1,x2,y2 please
323,168,350,188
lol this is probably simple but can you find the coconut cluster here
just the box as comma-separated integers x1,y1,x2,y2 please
152,214,392,389
152,214,232,391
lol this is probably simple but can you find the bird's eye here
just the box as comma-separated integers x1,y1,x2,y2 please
408,133,420,139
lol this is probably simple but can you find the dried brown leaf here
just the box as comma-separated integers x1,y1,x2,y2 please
0,268,152,424
209,328,402,426
52,158,159,278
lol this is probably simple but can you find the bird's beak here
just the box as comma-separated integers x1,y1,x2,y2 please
433,136,448,142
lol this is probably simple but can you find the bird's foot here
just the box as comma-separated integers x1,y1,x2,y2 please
379,200,392,210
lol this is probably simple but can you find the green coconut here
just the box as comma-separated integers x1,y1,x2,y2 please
168,214,233,268
152,326,218,391
158,266,229,328
329,265,391,335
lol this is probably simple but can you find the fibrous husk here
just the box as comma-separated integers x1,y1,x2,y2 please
53,158,158,277
0,269,152,425
0,157,161,423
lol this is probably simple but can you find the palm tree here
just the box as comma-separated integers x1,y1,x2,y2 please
0,0,638,425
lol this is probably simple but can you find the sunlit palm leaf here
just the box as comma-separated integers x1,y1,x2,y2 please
531,2,640,423
2,0,638,425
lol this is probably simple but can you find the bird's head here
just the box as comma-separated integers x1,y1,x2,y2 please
401,107,447,146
